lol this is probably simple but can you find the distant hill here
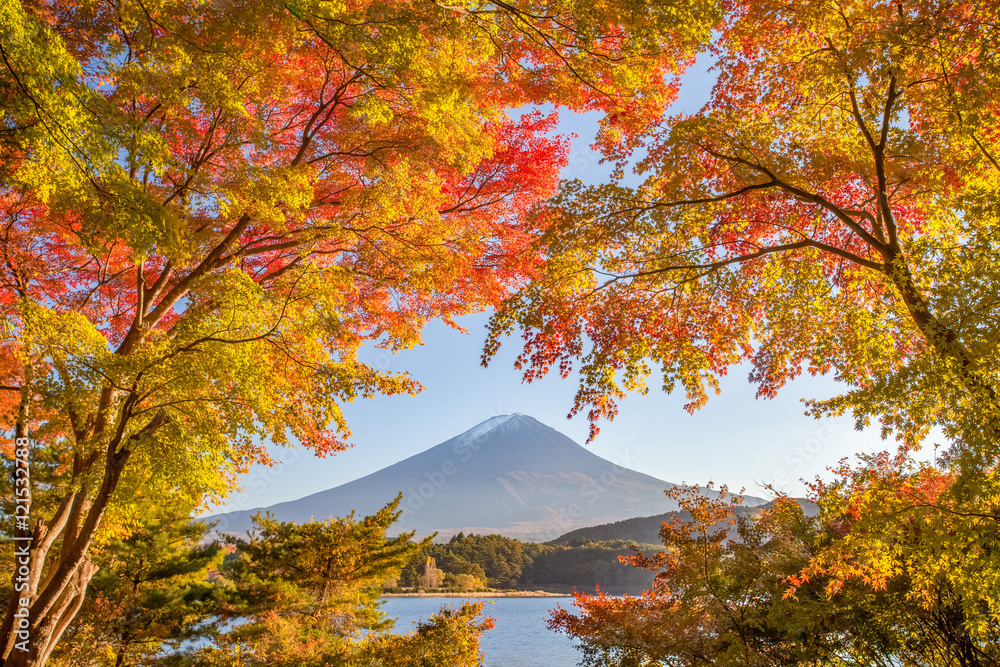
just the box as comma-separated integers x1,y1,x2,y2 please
549,497,818,545
210,414,764,542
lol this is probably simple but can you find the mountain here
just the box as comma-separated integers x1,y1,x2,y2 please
548,497,818,545
210,414,760,542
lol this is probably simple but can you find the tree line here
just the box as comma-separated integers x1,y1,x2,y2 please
393,532,657,593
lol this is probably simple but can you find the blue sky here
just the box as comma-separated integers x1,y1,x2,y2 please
211,56,928,515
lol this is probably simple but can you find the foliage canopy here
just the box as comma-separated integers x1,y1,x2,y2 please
0,0,716,662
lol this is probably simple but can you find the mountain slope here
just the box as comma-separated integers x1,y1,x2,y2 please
548,498,820,545
211,414,754,541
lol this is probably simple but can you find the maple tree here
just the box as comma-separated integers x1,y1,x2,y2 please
0,0,718,663
788,451,1000,664
486,0,1000,451
549,487,1000,667
481,0,1000,658
548,0,1000,651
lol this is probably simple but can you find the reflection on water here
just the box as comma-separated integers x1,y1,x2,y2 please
381,596,582,667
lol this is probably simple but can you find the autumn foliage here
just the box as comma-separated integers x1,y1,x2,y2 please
4,0,1000,664
487,0,1000,447
0,0,713,663
550,486,1000,666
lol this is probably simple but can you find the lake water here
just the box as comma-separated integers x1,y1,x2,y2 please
381,596,582,666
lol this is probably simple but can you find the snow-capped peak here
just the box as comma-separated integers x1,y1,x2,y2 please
457,414,516,445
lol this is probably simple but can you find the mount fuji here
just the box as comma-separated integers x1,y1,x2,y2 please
210,414,754,541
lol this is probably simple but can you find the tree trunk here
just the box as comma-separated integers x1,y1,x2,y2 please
0,450,124,666
0,408,168,667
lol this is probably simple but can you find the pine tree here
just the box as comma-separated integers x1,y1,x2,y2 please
48,503,223,667
195,495,448,666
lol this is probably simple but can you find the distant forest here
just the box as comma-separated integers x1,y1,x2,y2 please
390,533,660,594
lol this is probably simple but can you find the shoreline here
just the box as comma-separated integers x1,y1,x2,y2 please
382,590,571,598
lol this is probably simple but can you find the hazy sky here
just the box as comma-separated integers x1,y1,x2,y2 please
211,56,928,515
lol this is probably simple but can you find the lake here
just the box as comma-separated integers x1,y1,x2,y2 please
381,596,582,666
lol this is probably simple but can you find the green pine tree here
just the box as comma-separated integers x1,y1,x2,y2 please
50,503,224,667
